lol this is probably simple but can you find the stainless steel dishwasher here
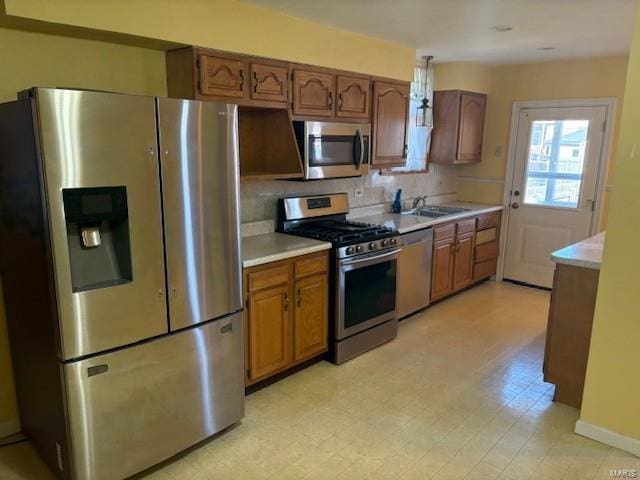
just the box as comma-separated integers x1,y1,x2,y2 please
397,228,434,319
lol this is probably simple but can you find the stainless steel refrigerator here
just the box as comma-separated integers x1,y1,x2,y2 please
0,88,244,480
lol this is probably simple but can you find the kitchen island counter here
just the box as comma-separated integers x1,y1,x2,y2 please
550,232,605,270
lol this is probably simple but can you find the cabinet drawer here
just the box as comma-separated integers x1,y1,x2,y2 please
473,258,497,280
247,264,290,293
477,211,500,230
456,218,477,235
295,254,328,279
434,223,455,241
475,241,499,263
476,227,497,245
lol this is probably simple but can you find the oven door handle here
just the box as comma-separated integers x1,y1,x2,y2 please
341,248,401,267
353,129,363,170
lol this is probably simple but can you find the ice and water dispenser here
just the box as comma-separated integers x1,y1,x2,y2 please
62,186,132,292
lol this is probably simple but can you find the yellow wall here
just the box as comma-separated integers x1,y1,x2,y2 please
0,27,167,102
0,26,167,431
2,0,415,81
433,62,493,94
580,2,640,443
435,57,629,230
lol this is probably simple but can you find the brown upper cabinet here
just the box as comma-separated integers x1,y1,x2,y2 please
166,46,412,176
291,68,335,117
371,80,410,168
250,62,289,105
199,54,247,99
335,75,371,120
167,47,290,108
430,90,487,165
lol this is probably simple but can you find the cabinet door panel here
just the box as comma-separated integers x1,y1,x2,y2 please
453,232,475,291
199,55,247,99
293,274,328,362
248,285,292,380
372,81,410,167
292,70,334,117
457,93,486,162
251,63,288,104
336,75,371,119
431,239,454,300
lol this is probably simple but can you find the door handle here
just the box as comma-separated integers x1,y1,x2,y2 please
353,129,363,169
511,202,520,209
513,190,521,197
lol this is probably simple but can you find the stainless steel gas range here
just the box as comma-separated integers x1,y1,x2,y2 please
277,193,401,363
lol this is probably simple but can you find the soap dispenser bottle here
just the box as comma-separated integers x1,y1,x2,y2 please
392,189,402,213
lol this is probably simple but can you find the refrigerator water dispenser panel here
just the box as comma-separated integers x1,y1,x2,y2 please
63,186,132,292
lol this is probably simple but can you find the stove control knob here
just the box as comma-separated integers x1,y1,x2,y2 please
381,239,390,247
368,242,377,250
346,246,354,255
355,245,364,253
390,238,398,246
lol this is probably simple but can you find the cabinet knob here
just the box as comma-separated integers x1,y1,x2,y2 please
284,292,289,311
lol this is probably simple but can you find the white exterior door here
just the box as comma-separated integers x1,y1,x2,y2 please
503,106,607,288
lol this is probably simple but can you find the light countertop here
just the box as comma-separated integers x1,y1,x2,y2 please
551,232,605,270
242,232,332,268
352,202,504,235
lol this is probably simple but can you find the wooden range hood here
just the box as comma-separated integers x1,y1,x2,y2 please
237,107,303,181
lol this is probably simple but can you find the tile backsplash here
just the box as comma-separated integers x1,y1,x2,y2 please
240,163,458,224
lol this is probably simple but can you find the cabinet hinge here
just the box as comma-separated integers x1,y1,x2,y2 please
602,120,607,133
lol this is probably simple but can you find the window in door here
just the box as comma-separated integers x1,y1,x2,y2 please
523,119,590,209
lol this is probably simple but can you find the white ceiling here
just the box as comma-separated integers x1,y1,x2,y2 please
244,0,636,63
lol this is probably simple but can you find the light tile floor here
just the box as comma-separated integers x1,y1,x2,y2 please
1,282,638,479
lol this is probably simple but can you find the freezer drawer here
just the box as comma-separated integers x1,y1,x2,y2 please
63,312,244,480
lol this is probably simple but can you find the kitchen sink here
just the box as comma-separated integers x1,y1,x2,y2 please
401,205,472,218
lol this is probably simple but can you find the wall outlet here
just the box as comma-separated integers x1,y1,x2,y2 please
354,187,364,198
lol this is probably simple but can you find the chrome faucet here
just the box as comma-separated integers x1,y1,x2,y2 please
412,195,428,209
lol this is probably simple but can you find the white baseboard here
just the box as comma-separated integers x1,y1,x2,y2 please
576,419,640,457
0,419,21,439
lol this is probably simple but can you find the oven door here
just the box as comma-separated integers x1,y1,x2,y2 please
300,121,370,180
336,248,400,340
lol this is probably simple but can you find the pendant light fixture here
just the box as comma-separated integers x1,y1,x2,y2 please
415,55,433,128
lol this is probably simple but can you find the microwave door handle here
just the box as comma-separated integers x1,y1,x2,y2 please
353,129,363,170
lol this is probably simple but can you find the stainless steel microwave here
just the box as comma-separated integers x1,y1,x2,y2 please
293,121,370,180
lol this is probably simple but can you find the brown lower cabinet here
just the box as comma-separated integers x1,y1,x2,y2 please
543,263,599,408
244,251,329,386
431,210,502,301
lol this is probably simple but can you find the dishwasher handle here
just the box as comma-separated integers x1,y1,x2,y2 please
401,227,434,246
